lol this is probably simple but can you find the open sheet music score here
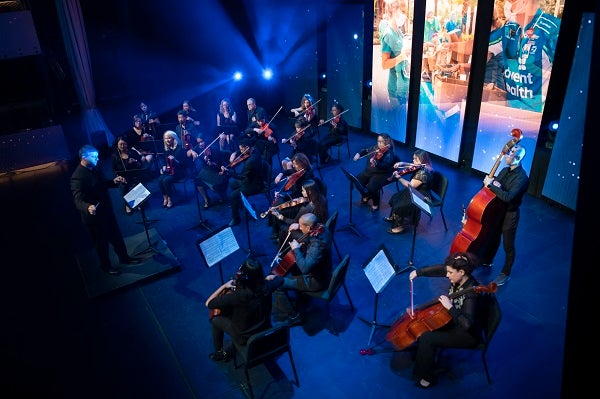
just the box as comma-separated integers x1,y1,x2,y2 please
363,246,398,294
123,182,151,209
409,186,432,217
197,226,240,267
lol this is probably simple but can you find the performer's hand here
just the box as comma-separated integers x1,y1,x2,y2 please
353,153,360,161
483,176,494,187
289,223,299,231
265,274,276,281
438,295,452,310
289,240,300,250
88,204,97,215
274,173,283,184
409,270,417,280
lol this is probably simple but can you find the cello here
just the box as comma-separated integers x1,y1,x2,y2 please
385,282,498,350
449,129,523,260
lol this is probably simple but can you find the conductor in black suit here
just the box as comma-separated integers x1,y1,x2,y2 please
70,145,141,275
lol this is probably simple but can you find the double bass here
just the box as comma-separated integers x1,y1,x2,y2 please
449,129,522,259
385,282,498,350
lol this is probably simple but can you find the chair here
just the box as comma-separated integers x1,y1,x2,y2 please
173,166,194,201
247,159,273,209
325,211,341,262
232,323,300,398
302,254,355,335
329,134,351,160
427,170,449,231
436,293,501,384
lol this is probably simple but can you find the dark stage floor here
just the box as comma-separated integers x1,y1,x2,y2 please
1,125,574,398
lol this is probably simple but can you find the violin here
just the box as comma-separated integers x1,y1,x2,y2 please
258,123,273,138
180,124,192,150
282,168,306,192
165,156,176,176
260,196,310,218
387,163,425,181
370,145,389,165
227,148,251,168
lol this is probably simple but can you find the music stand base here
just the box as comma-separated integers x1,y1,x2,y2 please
358,317,391,349
337,223,361,237
134,242,161,256
188,219,212,232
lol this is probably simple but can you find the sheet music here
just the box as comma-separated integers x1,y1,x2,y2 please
198,227,240,267
363,249,396,294
240,192,258,220
123,183,151,209
410,186,432,216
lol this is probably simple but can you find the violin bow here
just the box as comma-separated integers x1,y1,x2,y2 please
318,109,349,126
197,133,223,157
282,124,310,144
356,143,391,160
297,98,322,117
264,106,283,128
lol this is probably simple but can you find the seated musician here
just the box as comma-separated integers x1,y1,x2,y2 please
265,213,332,326
281,117,317,170
205,257,282,362
126,115,154,165
245,110,278,166
222,137,265,227
176,109,199,164
270,179,329,246
192,133,229,208
318,102,348,164
111,136,144,215
354,133,397,211
407,252,487,389
158,130,188,209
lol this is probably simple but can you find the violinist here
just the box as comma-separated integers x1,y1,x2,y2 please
224,137,266,226
111,136,143,215
216,97,238,153
205,257,281,362
126,115,154,165
386,149,433,234
176,109,199,159
290,93,319,128
353,134,397,211
182,100,201,127
158,130,187,209
318,102,349,164
265,213,332,326
281,117,317,170
138,101,160,138
270,179,329,246
245,111,278,166
192,133,229,208
408,252,487,389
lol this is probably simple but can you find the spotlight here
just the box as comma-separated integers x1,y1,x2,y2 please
320,73,327,80
353,33,358,40
366,80,372,87
262,68,273,80
548,120,559,132
233,71,243,81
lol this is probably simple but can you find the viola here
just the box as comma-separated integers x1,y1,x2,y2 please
165,156,176,176
260,196,310,218
449,129,522,259
180,125,192,150
385,282,498,350
282,168,306,192
370,145,388,165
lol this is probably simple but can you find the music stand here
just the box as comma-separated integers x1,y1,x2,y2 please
339,167,369,237
359,245,399,352
187,188,212,232
124,183,159,256
196,225,241,284
407,186,432,268
118,168,158,224
240,192,265,257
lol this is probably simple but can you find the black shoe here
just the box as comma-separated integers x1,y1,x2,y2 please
229,218,240,227
383,216,394,222
287,312,304,327
209,348,231,362
105,267,121,275
121,257,142,265
415,379,434,389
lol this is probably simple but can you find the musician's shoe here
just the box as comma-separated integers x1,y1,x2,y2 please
360,197,369,205
494,273,510,286
208,348,231,362
416,379,434,389
286,312,305,327
228,218,240,227
105,267,122,275
387,226,405,234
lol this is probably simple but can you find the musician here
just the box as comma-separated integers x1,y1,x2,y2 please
138,101,160,138
223,137,266,226
482,144,529,285
353,133,397,211
281,117,317,171
271,179,329,246
127,115,154,165
408,252,487,388
246,97,266,128
111,136,143,215
245,110,278,166
386,150,433,234
176,110,199,162
266,213,332,326
318,102,348,164
158,130,187,209
290,93,319,133
205,257,281,362
216,97,238,152
182,100,201,127
70,144,141,275
192,133,229,208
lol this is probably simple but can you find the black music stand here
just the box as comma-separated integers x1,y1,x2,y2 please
196,225,241,284
406,186,432,268
240,192,265,258
339,167,368,237
358,245,399,352
118,168,158,224
187,188,212,232
124,183,159,256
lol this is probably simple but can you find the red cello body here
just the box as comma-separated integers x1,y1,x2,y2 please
449,129,522,259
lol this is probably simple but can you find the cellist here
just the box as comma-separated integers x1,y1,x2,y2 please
408,252,487,389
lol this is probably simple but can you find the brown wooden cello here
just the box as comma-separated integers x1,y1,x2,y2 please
385,282,498,350
449,129,523,259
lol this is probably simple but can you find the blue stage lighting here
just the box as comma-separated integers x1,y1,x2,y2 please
233,71,243,81
353,33,358,40
262,69,273,80
320,73,327,80
549,120,559,132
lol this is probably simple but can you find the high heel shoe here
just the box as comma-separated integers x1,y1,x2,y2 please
203,199,210,209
